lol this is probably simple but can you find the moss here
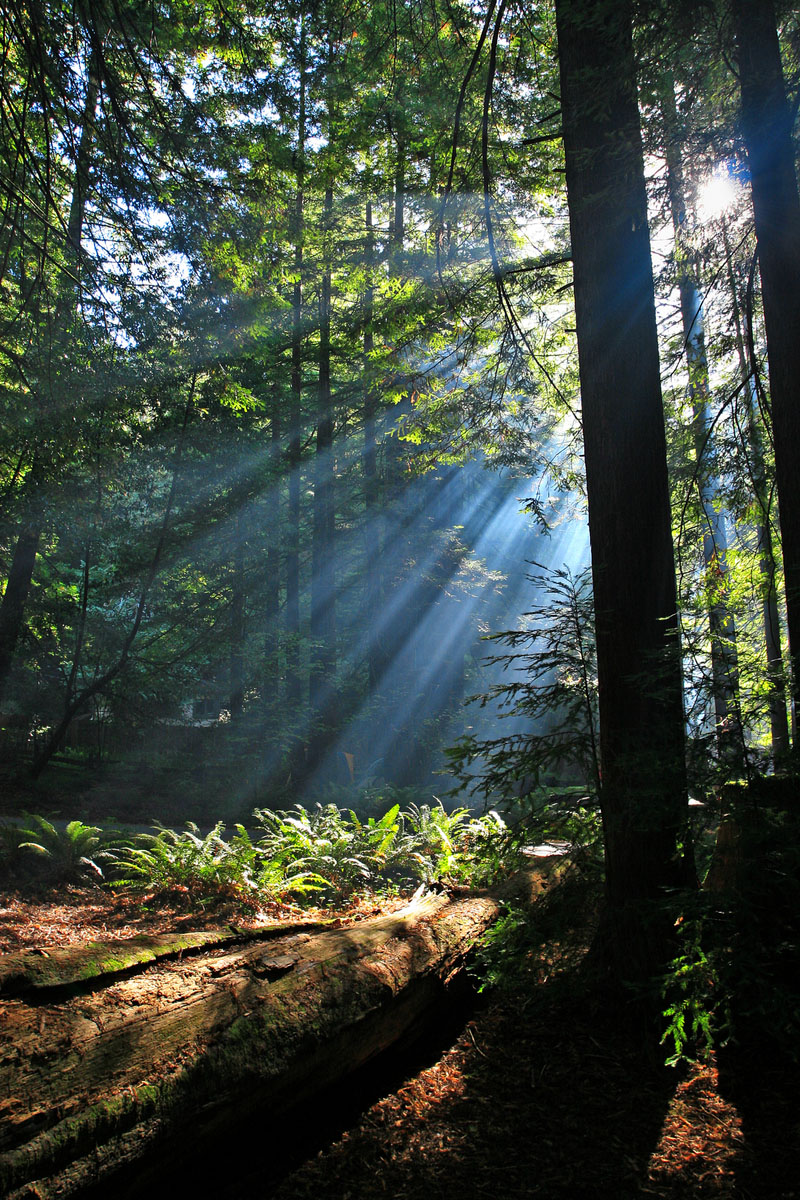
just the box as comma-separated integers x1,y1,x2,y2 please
0,1080,173,1195
0,929,241,996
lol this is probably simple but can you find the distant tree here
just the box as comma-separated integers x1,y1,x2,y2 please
660,81,743,770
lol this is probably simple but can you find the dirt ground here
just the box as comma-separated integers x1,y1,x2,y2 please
0,882,407,952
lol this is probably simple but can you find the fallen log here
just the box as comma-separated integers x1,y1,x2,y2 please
0,862,562,1200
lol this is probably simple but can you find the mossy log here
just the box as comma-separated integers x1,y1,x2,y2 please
0,864,560,1199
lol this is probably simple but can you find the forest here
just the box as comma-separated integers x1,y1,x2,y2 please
0,0,799,1197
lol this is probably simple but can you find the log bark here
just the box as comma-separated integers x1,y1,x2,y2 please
0,866,559,1199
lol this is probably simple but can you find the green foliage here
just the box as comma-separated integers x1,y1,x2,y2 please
307,781,436,821
470,860,598,994
509,790,604,865
251,800,514,901
3,815,126,883
660,909,719,1068
447,567,600,806
0,0,566,804
660,801,800,1068
470,902,531,993
107,822,254,900
5,800,521,908
253,804,391,901
457,808,528,887
399,803,473,882
106,821,327,905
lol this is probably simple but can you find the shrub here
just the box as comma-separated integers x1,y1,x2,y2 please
3,814,126,883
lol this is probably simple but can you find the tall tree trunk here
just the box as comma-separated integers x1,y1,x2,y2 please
0,527,40,702
554,0,692,974
0,47,100,706
285,27,306,716
661,86,742,766
722,219,790,758
309,180,336,749
363,201,381,693
265,397,281,689
376,138,412,697
733,0,800,739
230,514,245,720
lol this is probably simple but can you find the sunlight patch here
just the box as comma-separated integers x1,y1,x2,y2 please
697,169,740,222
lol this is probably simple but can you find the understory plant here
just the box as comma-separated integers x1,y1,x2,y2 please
106,821,326,905
4,801,522,907
660,902,720,1068
1,815,128,883
252,801,514,900
470,859,598,993
253,803,406,900
447,566,600,806
470,902,531,992
660,803,800,1068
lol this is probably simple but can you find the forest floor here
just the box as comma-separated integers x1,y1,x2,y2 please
1,877,797,1200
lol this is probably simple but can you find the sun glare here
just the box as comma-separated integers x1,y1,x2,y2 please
697,170,739,222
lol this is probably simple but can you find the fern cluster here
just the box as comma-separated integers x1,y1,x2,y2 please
1,802,518,908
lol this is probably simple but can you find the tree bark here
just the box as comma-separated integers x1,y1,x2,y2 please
0,868,558,1200
0,526,40,699
733,0,800,739
554,0,693,970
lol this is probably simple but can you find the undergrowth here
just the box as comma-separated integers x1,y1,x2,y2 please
659,802,800,1069
0,801,525,908
469,860,601,994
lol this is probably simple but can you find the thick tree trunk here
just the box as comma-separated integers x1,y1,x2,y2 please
0,525,40,700
734,0,800,738
0,868,557,1200
554,0,693,970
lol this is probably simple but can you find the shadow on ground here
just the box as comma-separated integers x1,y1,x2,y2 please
266,971,682,1200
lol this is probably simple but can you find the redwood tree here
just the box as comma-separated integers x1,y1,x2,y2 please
554,0,694,970
733,0,800,739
